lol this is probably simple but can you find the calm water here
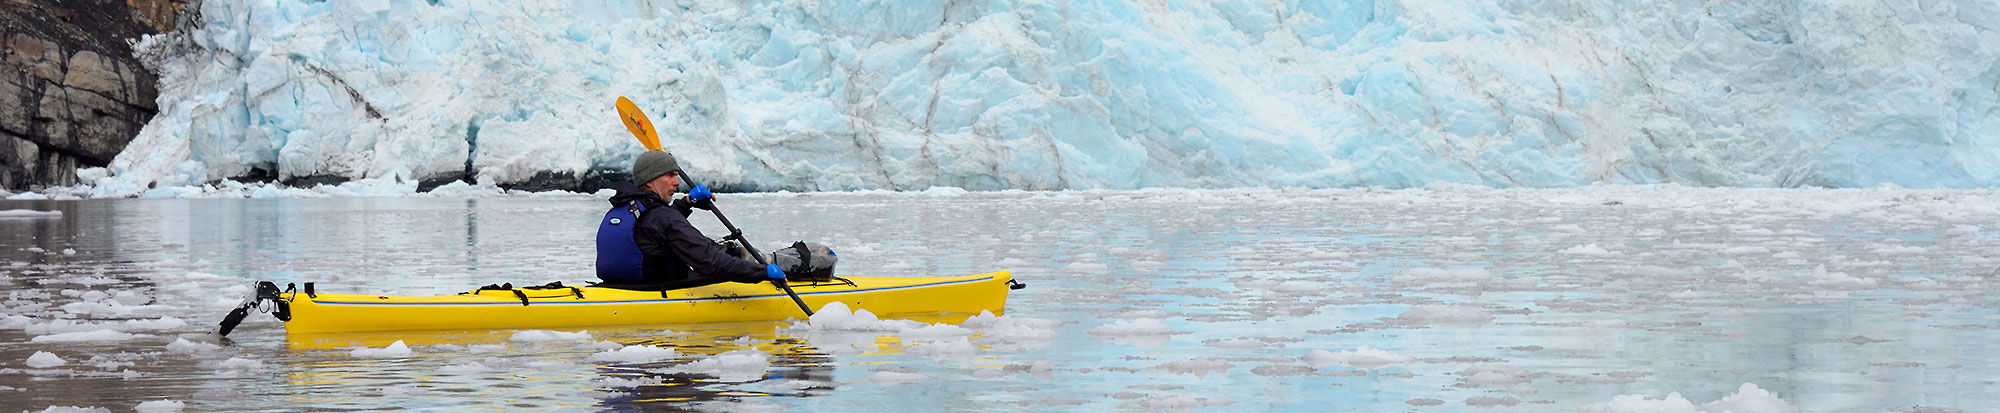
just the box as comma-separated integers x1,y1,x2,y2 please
2,187,1996,411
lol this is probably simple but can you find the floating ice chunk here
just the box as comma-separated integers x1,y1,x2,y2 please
960,311,1061,350
1204,338,1265,349
1580,383,1796,413
118,317,188,331
26,351,67,368
1899,277,1947,290
213,358,264,371
587,341,622,351
133,400,185,413
31,329,143,342
1304,346,1415,369
1559,244,1619,256
1392,268,1491,285
1395,305,1494,327
898,323,973,340
379,387,428,396
33,407,109,413
0,209,62,219
1090,318,1173,336
1870,244,1926,254
1466,396,1522,407
509,330,593,342
350,340,414,358
668,349,770,382
1455,364,1537,393
1803,265,1877,289
905,337,978,361
787,302,924,332
1273,280,1325,293
85,356,133,370
869,371,930,384
1578,393,1699,413
1138,394,1234,409
1722,246,1770,255
1089,318,1173,347
1699,383,1798,413
588,345,676,363
1157,357,1232,377
1064,262,1109,273
436,361,492,375
0,314,35,329
468,343,509,353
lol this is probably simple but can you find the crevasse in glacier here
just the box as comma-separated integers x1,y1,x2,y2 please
89,0,2000,196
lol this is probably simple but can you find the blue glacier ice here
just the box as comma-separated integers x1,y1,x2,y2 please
87,0,2000,196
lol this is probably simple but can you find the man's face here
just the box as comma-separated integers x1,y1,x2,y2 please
644,171,682,194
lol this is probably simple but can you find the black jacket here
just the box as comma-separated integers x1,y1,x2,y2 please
606,182,766,285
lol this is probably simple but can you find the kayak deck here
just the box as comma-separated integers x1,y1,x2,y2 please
280,271,1014,334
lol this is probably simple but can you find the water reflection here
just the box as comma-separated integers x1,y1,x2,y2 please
3,188,1998,411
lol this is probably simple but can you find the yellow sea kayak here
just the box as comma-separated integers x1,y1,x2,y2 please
273,271,1017,334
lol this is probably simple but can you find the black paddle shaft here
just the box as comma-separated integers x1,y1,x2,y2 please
680,172,815,317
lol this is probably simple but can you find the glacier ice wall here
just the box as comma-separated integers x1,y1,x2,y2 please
90,0,2000,195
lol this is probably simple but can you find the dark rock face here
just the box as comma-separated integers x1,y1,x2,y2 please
1,0,184,191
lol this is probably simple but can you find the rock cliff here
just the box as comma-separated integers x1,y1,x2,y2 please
1,0,183,191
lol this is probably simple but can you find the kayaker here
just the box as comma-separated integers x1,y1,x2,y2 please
596,150,785,288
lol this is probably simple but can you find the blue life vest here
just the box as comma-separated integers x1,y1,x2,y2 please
595,201,648,282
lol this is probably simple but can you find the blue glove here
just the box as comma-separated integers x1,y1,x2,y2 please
689,184,712,201
765,264,786,281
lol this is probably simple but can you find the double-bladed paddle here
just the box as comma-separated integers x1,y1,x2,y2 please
614,96,814,317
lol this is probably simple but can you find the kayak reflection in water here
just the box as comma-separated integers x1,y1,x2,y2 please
596,150,784,290
595,335,841,408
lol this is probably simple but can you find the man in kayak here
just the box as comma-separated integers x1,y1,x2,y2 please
596,150,785,288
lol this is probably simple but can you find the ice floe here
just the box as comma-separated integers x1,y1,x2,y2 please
0,209,62,219
133,400,185,413
588,345,677,363
25,351,67,368
508,330,594,342
1303,346,1416,370
30,329,146,343
435,361,493,375
349,340,414,358
1580,383,1798,413
666,349,770,382
1395,305,1495,327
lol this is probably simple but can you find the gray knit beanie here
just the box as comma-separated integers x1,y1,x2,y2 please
631,150,681,186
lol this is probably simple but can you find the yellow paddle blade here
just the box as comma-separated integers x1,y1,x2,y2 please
615,96,662,151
